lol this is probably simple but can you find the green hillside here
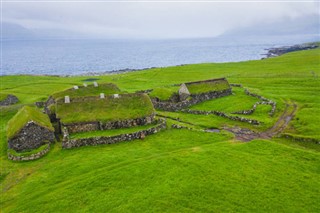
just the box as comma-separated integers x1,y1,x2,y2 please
0,47,319,212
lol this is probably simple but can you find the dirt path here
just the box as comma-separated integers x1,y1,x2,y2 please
224,101,298,142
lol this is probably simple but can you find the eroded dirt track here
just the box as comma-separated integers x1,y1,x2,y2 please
224,102,298,142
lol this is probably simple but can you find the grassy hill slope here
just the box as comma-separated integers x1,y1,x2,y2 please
0,48,319,212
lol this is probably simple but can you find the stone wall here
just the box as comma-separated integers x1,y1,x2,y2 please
232,101,276,116
62,119,167,149
152,89,232,111
0,94,19,106
62,114,155,134
181,109,260,125
230,83,243,87
281,133,320,144
8,121,55,152
8,145,50,161
244,89,276,116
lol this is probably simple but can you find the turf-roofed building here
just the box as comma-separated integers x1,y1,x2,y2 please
7,106,55,152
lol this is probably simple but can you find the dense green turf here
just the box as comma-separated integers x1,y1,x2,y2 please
56,93,154,123
52,83,120,100
6,106,54,140
149,86,179,101
186,79,230,94
0,93,8,101
1,47,320,212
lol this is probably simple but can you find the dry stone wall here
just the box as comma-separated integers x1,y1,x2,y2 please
8,121,55,152
62,114,155,134
244,89,276,116
181,109,260,125
152,89,232,111
232,101,276,116
62,119,167,149
281,133,320,144
0,94,19,106
8,145,50,161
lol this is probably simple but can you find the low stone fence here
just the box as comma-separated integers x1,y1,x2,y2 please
152,89,232,111
0,94,19,106
8,145,50,161
232,101,276,116
62,119,167,149
62,114,155,134
244,89,276,116
281,133,320,144
181,109,260,125
230,83,243,87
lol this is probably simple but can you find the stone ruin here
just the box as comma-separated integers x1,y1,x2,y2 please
0,94,19,106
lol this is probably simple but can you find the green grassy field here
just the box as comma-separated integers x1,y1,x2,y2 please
0,47,320,212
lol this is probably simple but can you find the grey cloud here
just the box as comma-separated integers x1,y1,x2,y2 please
2,1,319,39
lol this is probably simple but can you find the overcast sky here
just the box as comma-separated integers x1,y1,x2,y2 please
2,0,319,39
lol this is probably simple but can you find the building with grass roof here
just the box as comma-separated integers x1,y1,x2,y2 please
7,106,55,152
0,93,19,106
55,93,155,133
150,78,232,111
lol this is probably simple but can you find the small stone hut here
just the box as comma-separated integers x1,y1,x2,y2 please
178,78,231,101
7,106,55,152
0,94,19,106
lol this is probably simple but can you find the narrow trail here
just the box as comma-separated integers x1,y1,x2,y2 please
224,101,298,142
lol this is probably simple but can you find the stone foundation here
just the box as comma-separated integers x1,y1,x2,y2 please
62,119,167,149
62,114,156,134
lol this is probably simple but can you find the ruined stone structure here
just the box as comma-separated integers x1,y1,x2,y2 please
0,94,19,106
8,121,55,152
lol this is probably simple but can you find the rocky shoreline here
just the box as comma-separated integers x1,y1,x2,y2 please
262,42,318,59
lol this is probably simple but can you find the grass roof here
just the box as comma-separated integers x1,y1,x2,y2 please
149,86,179,101
0,93,8,102
52,83,121,100
186,79,230,94
6,106,54,140
56,93,155,124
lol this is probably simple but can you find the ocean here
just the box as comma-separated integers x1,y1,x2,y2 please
1,36,317,76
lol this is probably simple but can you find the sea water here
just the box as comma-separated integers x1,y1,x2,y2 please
1,36,317,76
